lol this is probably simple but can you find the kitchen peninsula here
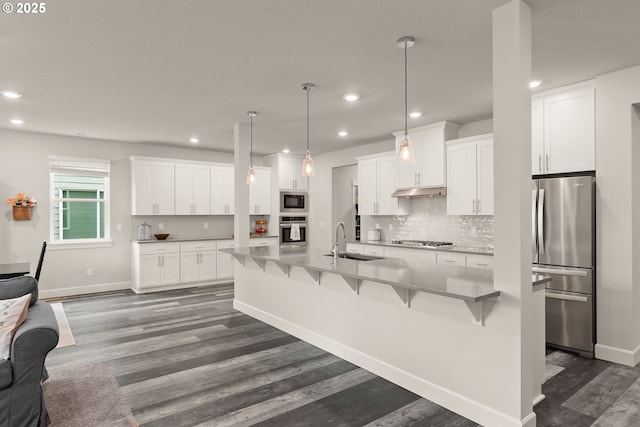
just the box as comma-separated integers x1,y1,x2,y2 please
226,245,550,426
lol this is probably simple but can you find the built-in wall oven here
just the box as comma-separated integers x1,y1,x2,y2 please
279,216,307,247
280,191,308,213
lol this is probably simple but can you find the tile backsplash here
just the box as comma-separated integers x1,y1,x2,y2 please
130,215,275,241
360,198,494,249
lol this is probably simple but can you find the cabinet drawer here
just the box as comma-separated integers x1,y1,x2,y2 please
363,245,385,256
216,240,236,250
383,247,437,263
436,251,466,266
138,242,180,255
180,241,217,252
250,237,277,247
346,243,364,254
466,254,494,270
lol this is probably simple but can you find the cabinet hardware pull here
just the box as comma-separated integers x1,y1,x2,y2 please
538,154,542,173
476,199,481,213
545,154,549,172
417,172,421,185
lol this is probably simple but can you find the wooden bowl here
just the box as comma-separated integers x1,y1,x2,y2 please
154,233,170,240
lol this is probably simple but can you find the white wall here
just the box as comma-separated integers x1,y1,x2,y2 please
594,65,640,365
0,128,234,297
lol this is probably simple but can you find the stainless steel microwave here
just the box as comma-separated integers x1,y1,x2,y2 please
280,191,308,212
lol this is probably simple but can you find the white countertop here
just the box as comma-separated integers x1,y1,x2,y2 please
135,235,277,243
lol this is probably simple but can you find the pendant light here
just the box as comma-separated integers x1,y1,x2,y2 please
246,111,257,184
301,83,316,176
397,36,415,164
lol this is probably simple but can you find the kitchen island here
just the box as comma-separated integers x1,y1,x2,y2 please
227,246,550,427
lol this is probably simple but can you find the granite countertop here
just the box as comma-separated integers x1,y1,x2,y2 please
349,240,494,256
223,246,547,303
135,235,278,243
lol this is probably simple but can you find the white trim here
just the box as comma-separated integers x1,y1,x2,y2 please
48,240,113,250
131,279,234,294
234,299,535,427
39,281,130,299
595,343,640,367
532,393,546,406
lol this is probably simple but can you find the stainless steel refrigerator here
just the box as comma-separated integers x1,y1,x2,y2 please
532,173,595,357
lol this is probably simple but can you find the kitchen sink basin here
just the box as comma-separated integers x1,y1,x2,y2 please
323,252,385,261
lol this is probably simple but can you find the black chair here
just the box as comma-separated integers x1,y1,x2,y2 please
34,241,47,281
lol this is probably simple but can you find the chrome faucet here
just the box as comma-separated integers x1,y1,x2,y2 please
332,222,346,260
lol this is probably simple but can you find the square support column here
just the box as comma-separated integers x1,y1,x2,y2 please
234,122,251,248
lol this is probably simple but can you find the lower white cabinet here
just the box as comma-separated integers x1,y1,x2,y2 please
216,240,236,280
466,254,494,270
349,243,492,268
136,243,181,289
436,251,467,266
383,246,437,263
180,242,217,283
346,243,364,254
249,237,278,247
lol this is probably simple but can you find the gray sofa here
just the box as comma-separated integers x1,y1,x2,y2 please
0,276,59,427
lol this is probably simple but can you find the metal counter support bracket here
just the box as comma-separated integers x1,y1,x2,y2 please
340,276,361,294
465,301,485,326
249,257,265,271
231,253,245,266
303,268,321,285
273,262,290,277
391,286,413,308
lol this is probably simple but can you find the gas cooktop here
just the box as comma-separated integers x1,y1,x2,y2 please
390,240,454,248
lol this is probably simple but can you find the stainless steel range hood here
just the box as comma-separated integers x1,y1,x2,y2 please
391,187,447,198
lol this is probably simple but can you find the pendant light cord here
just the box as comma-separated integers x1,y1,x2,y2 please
306,86,310,154
249,114,253,168
404,40,408,136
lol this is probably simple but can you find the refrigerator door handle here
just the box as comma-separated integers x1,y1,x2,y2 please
532,266,589,277
545,290,589,303
532,189,537,254
537,189,545,254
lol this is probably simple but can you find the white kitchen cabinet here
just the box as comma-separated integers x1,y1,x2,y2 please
393,121,460,189
531,80,595,174
249,166,271,215
135,242,181,290
446,134,494,215
436,251,466,266
357,152,407,216
346,243,364,254
264,154,308,190
180,241,217,283
383,246,437,263
210,164,235,215
466,254,494,270
131,159,175,215
249,237,278,248
216,240,236,280
175,163,210,215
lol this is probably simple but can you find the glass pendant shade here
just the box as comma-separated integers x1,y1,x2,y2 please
398,132,415,163
301,152,315,176
246,167,256,184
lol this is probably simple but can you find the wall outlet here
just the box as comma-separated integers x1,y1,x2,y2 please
375,223,380,229
86,268,93,277
158,223,164,230
116,223,123,232
203,222,209,230
471,225,477,237
389,224,395,231
319,221,325,228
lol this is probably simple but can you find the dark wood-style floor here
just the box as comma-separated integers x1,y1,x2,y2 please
45,284,640,426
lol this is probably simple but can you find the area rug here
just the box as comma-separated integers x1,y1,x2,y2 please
43,362,138,427
50,302,75,348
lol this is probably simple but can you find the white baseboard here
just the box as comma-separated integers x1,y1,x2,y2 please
234,299,535,427
131,279,233,294
532,393,546,406
40,281,131,299
595,343,640,367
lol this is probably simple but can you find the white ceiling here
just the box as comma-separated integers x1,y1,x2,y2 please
1,0,640,156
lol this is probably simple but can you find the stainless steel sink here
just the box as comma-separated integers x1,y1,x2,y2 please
323,252,385,261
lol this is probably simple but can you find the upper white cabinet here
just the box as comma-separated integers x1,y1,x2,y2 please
264,154,308,190
249,166,271,215
131,158,175,215
393,121,460,189
175,163,211,215
446,134,494,215
358,152,407,216
531,80,595,175
210,165,235,215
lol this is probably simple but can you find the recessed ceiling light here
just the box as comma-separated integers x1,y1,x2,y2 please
409,111,422,118
529,80,542,89
189,137,199,144
10,118,24,125
282,149,291,154
1,91,22,99
343,94,359,102
338,131,349,137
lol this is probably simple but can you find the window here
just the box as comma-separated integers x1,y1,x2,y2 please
49,157,111,245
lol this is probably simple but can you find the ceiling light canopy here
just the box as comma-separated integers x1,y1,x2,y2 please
338,131,349,137
343,93,359,102
529,80,542,89
189,137,199,144
282,149,290,154
397,36,415,164
1,91,22,99
10,118,24,125
301,83,316,177
409,111,422,118
246,111,257,185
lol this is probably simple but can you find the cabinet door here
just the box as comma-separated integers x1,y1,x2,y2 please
211,165,234,215
249,168,271,214
216,241,236,279
279,156,308,190
176,164,210,215
476,139,494,215
446,143,477,215
376,156,398,215
192,166,211,215
131,161,156,215
415,127,446,187
140,255,162,288
161,253,181,285
154,163,175,215
180,252,200,282
531,98,544,174
357,159,377,215
467,254,494,270
544,86,595,174
199,251,217,281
